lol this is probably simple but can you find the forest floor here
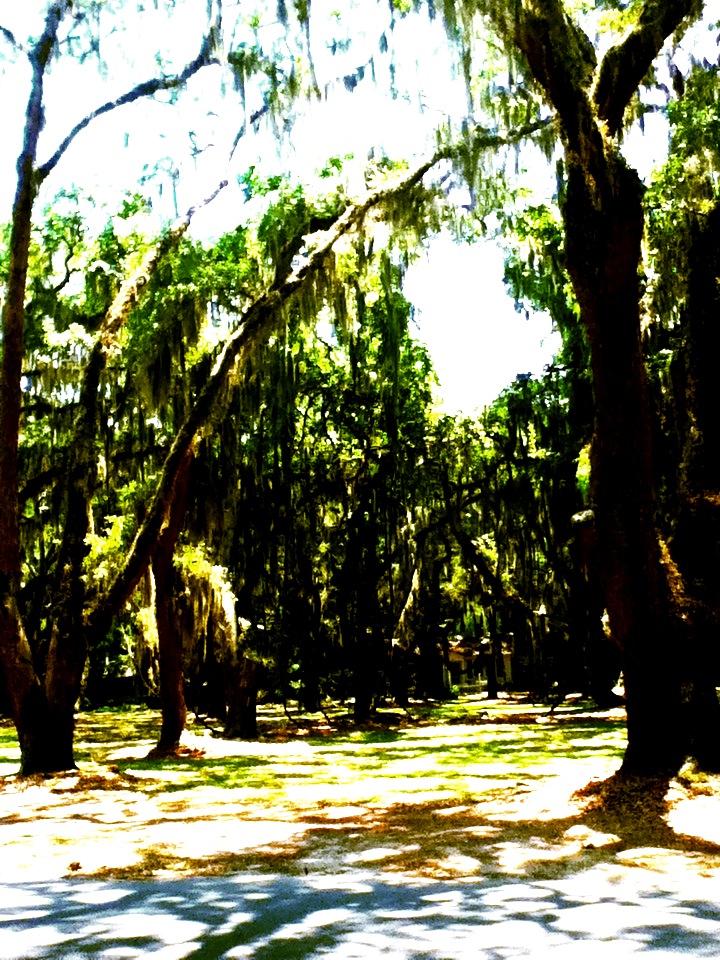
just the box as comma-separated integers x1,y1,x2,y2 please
2,694,720,888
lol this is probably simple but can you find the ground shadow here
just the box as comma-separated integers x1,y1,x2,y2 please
4,865,720,958
77,769,720,886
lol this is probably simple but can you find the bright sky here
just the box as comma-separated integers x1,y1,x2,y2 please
4,0,700,415
405,236,560,414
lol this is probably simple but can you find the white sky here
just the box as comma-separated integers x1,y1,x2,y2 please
405,236,560,414
3,0,704,414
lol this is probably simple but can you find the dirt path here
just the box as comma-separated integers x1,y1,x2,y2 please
4,860,720,958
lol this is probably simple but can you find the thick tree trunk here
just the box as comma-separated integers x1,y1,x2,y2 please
564,158,684,773
0,605,54,774
501,0,702,775
41,354,105,769
0,3,76,775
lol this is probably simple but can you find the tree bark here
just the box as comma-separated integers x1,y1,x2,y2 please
0,2,222,774
564,156,684,772
151,448,194,754
0,2,74,775
498,0,702,773
225,657,259,739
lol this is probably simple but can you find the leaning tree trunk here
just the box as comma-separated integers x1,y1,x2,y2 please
0,2,74,775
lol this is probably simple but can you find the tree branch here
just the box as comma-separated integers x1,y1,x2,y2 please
86,117,550,634
36,32,221,183
1,0,71,579
503,0,599,153
0,24,26,55
97,177,228,356
230,104,270,162
593,0,701,136
65,176,226,645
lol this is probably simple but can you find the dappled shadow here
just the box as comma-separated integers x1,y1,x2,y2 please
577,773,720,850
3,732,720,886
5,867,720,958
71,770,720,886
4,709,720,956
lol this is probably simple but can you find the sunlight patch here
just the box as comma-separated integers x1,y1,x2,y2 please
93,911,208,946
563,825,621,849
616,848,719,873
345,845,420,863
494,838,577,873
666,792,720,845
433,804,474,816
307,875,374,893
69,887,132,905
273,907,355,940
424,854,482,877
321,805,368,820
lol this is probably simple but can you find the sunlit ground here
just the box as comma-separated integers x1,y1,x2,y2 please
1,695,719,889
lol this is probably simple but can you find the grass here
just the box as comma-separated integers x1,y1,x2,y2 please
0,694,627,803
0,694,652,883
1,695,720,902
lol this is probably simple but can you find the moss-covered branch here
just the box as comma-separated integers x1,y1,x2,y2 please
593,0,701,136
87,121,550,636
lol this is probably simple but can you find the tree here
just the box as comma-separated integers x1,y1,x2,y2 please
3,0,460,769
8,0,708,781
460,0,707,772
6,10,542,765
0,0,230,773
642,60,720,769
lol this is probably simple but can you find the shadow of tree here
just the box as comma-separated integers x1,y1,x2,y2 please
577,772,720,853
5,858,720,959
86,772,720,885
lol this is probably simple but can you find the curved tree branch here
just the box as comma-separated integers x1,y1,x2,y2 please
1,0,71,579
593,0,702,136
36,32,221,183
502,0,599,157
0,24,27,56
87,118,550,634
0,0,73,773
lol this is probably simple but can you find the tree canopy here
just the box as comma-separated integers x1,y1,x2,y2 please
1,0,720,777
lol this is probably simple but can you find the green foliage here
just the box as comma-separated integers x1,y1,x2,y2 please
0,700,626,798
84,514,135,594
645,64,720,328
13,163,589,712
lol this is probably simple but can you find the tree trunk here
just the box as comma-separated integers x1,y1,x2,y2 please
485,636,500,700
669,201,720,770
563,156,684,773
151,450,194,754
502,0,701,775
0,3,75,775
225,657,259,738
